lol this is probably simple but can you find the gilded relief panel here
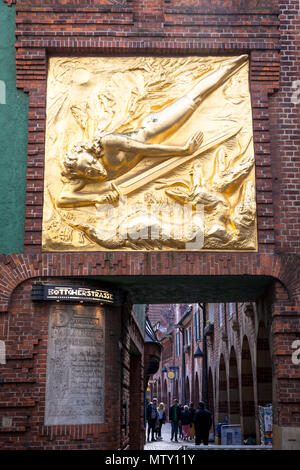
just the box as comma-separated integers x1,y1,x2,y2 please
42,56,257,251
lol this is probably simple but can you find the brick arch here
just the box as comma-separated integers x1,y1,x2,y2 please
162,378,168,407
218,354,229,423
256,321,272,407
208,367,214,419
185,376,190,405
153,381,158,399
229,346,241,425
157,377,161,403
174,379,179,402
194,372,200,406
1,253,300,313
241,335,256,441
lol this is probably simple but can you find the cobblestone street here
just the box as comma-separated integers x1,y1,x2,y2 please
144,422,271,451
144,423,208,451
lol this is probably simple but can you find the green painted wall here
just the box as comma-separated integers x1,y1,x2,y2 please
0,2,28,254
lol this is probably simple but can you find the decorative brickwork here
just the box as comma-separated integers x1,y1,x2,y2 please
1,0,299,450
0,253,300,313
8,0,281,254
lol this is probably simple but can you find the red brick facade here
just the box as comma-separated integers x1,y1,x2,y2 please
0,279,145,449
0,0,299,450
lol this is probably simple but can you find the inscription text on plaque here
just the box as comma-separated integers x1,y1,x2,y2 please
45,304,105,425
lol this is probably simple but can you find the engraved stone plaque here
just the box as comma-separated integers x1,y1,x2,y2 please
45,304,105,425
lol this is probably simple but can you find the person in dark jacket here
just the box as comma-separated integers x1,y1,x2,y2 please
194,401,212,445
169,399,182,442
189,402,196,440
147,398,158,442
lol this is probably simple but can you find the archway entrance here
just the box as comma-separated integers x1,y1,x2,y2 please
186,376,190,405
257,322,272,408
218,354,229,424
129,346,142,450
229,347,240,425
96,272,296,449
194,372,200,406
208,368,214,418
163,379,167,407
241,336,256,443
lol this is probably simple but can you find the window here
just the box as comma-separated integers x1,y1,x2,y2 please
185,326,191,345
219,304,223,327
208,304,214,323
228,303,234,317
176,331,181,356
194,308,201,342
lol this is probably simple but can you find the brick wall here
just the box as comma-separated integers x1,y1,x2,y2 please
7,0,280,253
120,297,145,449
1,0,298,300
0,278,144,449
1,0,299,450
269,1,300,253
1,0,299,291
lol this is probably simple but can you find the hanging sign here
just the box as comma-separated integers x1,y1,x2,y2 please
32,284,123,306
167,371,176,380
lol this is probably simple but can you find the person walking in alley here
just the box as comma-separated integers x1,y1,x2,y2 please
194,401,213,446
156,402,166,440
189,402,196,440
147,398,159,442
169,399,182,442
181,405,191,440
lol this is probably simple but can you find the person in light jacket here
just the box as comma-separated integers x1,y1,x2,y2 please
156,402,166,440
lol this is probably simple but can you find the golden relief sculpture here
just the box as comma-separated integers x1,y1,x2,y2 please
42,55,257,251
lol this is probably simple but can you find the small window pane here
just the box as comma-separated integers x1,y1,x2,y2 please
219,304,223,327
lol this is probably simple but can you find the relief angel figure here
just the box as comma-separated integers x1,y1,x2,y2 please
56,55,248,208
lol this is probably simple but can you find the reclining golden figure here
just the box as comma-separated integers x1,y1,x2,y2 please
57,55,248,208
